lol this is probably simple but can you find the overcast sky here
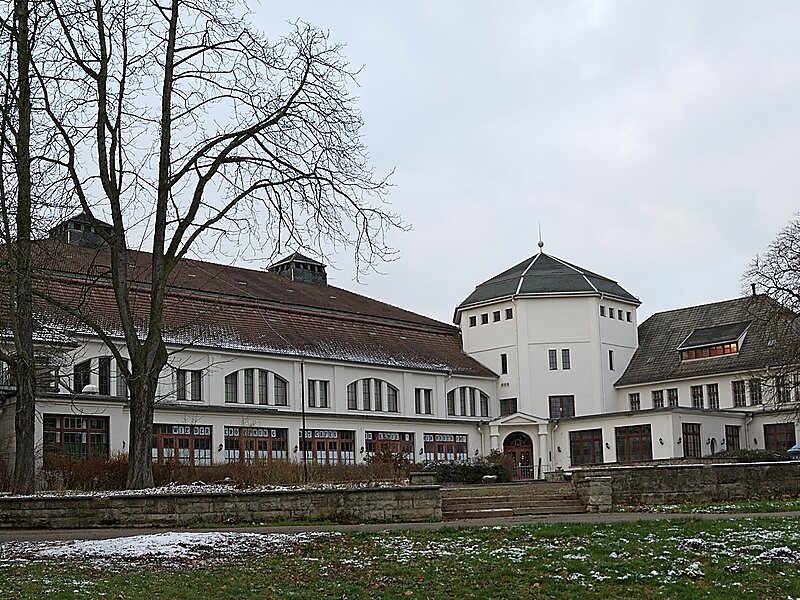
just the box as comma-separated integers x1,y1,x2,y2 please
249,1,800,325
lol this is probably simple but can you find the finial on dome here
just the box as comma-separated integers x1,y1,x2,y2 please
538,223,544,253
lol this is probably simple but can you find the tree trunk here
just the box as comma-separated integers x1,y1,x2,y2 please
11,0,36,495
126,383,155,489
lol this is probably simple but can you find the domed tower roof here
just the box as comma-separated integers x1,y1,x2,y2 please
457,251,639,312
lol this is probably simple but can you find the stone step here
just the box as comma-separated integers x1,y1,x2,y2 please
442,508,515,519
442,499,584,511
512,504,586,516
443,493,578,504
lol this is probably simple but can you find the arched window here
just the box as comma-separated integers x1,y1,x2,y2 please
346,378,400,412
224,369,288,406
446,387,489,417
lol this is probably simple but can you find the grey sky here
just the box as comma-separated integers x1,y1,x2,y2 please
251,1,800,324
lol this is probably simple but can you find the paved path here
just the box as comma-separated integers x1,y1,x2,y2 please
3,510,800,542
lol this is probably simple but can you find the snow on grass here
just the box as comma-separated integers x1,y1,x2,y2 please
0,531,339,565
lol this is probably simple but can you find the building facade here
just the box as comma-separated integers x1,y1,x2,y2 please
1,217,798,479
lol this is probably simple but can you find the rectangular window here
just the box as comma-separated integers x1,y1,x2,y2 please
500,397,517,416
667,388,679,407
629,392,641,411
365,431,415,463
468,388,476,417
308,380,329,409
480,392,489,417
415,388,433,415
570,429,603,465
152,424,212,466
43,414,109,467
776,376,792,404
191,371,202,402
500,353,508,375
549,395,575,419
362,379,371,411
548,349,558,370
652,390,664,409
423,433,468,462
224,426,288,463
561,349,571,370
725,425,741,451
177,369,202,401
732,380,747,407
609,350,614,371
459,387,467,416
98,357,111,396
258,370,269,405
243,369,254,404
481,313,489,325
707,383,719,410
615,425,652,462
764,423,796,452
505,308,513,320
493,310,501,322
682,422,702,458
176,369,187,401
749,378,763,405
626,311,632,322
300,429,356,465
74,360,91,394
374,379,383,412
307,379,316,407
446,390,456,416
618,309,623,320
600,305,605,317
115,359,128,398
691,385,704,409
469,315,476,327
224,373,238,403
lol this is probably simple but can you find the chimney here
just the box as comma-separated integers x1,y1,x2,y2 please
751,283,757,297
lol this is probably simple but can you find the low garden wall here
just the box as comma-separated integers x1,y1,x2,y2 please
0,485,442,529
573,461,800,512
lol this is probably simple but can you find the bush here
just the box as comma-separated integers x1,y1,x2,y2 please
41,454,129,491
713,449,790,463
421,452,513,484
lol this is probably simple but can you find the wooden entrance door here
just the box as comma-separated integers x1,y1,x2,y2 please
503,431,534,480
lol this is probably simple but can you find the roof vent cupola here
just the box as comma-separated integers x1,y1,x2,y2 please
48,211,114,249
268,252,328,286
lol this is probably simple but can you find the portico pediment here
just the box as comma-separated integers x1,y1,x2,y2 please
490,412,549,427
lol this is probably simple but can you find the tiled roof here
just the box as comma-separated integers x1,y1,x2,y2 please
30,240,496,378
615,296,792,387
457,252,639,310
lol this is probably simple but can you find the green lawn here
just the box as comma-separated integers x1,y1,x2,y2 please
2,517,800,599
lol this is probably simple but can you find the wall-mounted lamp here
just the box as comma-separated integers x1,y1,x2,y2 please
360,446,365,454
419,448,424,455
677,437,682,445
217,443,223,452
605,442,610,449
556,446,561,453
474,448,480,456
658,438,664,445
720,438,726,446
122,440,126,450
293,445,298,453
705,438,711,445
754,438,758,446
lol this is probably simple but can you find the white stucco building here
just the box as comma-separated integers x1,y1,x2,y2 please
1,215,797,479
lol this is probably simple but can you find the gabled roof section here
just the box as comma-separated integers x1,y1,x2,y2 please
677,321,750,351
457,251,639,310
268,252,326,269
616,296,790,387
25,239,496,378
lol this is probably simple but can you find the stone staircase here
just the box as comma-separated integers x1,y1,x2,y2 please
441,482,585,520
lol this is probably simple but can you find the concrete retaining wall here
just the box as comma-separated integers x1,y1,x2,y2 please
573,461,800,511
0,486,442,529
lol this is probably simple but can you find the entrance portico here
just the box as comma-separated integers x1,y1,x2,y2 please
488,412,551,479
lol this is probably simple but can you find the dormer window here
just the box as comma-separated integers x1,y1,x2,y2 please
678,321,749,361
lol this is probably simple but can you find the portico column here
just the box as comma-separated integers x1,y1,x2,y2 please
490,424,500,452
537,423,549,477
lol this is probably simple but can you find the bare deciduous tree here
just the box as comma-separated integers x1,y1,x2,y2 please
39,0,399,488
744,215,800,406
